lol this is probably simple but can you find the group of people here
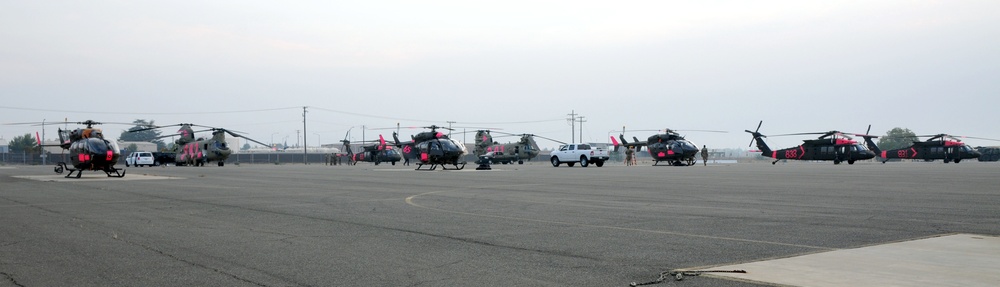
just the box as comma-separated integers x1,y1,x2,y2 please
623,145,711,166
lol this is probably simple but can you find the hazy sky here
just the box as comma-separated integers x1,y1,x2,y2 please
2,1,999,150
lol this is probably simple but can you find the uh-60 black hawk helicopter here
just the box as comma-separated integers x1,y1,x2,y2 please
473,130,564,165
390,125,468,170
44,120,126,178
129,123,268,166
341,134,402,165
745,121,877,165
864,132,998,163
611,128,726,166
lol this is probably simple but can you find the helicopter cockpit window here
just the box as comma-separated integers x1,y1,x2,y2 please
73,138,110,154
854,144,867,152
961,145,974,152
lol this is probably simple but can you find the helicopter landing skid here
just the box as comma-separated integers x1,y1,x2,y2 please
415,162,467,171
54,162,83,178
103,167,126,178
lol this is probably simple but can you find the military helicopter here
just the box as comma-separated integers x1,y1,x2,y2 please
341,134,402,165
129,123,268,166
864,133,997,163
45,120,126,178
473,130,564,165
745,121,877,165
611,128,726,166
390,125,468,170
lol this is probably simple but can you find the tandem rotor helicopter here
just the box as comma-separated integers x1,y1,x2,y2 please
473,130,564,165
611,128,726,166
745,121,877,165
128,123,268,166
390,125,468,170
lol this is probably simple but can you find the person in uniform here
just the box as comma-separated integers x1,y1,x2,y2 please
625,146,634,166
701,145,709,166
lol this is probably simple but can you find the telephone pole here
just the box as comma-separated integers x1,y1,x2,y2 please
577,116,586,143
302,106,308,165
567,110,577,143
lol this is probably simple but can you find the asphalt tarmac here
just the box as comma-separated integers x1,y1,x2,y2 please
1,161,998,286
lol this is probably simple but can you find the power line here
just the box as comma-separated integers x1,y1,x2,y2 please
0,105,301,115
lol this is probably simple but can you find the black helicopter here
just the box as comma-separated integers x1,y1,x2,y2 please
391,125,468,170
47,120,126,178
473,130,564,165
341,134,402,165
129,123,268,166
865,133,995,163
745,121,877,165
611,128,725,166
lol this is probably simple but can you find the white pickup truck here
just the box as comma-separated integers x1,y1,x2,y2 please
550,143,609,167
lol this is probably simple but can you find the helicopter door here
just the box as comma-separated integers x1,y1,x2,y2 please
836,146,847,161
945,147,956,162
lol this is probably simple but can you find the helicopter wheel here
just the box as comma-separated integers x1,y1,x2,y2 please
848,159,855,165
518,160,524,165
218,161,224,167
955,159,961,163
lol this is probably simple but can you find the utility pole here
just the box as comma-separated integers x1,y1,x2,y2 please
447,121,456,136
302,106,308,165
567,110,577,143
577,116,586,143
41,119,46,165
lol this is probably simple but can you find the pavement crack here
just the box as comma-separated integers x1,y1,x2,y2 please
1,272,25,287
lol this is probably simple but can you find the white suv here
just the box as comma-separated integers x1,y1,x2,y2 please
126,152,155,167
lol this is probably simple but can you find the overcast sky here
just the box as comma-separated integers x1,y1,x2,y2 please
2,1,998,150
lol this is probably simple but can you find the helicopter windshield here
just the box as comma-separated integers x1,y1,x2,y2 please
72,138,111,154
854,144,868,152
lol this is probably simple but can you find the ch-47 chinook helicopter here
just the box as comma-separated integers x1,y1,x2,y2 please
129,123,268,166
864,132,998,163
745,121,877,165
390,125,468,170
611,128,726,166
473,130,564,165
341,134,402,165
42,120,127,178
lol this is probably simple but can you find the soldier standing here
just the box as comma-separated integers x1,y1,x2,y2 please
701,145,709,166
625,146,634,166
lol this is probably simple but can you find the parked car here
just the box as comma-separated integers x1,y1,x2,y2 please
125,152,155,167
549,143,610,167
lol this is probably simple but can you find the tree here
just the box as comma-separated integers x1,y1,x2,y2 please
8,133,38,153
878,127,918,151
119,119,166,150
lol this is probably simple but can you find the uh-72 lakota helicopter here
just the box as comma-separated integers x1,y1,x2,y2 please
390,125,468,170
611,128,726,166
745,121,877,165
129,123,268,166
46,120,126,178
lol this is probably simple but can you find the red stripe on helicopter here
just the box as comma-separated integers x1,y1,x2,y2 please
106,151,113,161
